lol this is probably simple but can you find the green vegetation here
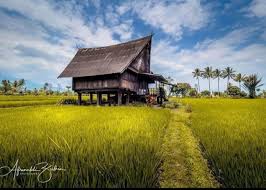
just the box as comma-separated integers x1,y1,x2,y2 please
242,74,263,98
0,95,97,107
160,109,217,188
0,106,170,187
1,95,264,188
0,79,74,96
190,67,264,98
173,98,266,188
0,99,59,108
0,79,25,94
0,96,217,188
0,95,63,107
202,66,213,93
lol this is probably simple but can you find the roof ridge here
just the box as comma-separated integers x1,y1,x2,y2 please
79,35,152,51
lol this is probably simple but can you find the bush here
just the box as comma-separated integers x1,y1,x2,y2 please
161,102,180,109
240,91,247,98
58,98,78,105
201,90,210,97
228,86,241,97
213,92,219,96
188,88,198,97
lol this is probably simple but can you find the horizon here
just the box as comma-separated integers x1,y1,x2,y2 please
0,0,265,91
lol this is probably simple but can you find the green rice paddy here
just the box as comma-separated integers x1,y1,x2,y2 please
0,95,265,188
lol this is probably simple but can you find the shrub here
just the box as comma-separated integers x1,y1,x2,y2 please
228,86,241,97
201,90,210,97
161,102,180,109
240,91,247,98
171,83,191,97
188,88,198,97
213,92,219,96
58,98,78,105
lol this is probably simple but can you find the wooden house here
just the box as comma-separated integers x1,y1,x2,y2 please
58,35,166,105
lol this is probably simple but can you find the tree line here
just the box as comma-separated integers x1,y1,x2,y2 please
192,67,263,98
0,79,73,96
0,79,25,94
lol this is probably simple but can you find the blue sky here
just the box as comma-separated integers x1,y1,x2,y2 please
0,0,265,91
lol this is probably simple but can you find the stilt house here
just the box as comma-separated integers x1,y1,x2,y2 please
58,35,166,105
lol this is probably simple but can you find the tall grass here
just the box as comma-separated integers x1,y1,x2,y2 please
174,98,266,188
0,95,63,101
0,106,170,188
0,95,94,107
0,95,64,107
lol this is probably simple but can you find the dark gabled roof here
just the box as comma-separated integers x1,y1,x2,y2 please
58,35,152,78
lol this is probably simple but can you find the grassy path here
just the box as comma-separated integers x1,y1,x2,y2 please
159,108,218,188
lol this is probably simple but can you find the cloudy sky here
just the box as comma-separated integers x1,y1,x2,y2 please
0,0,265,91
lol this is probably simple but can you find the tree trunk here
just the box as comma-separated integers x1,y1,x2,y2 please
218,77,220,96
227,77,229,94
197,77,200,93
209,77,211,94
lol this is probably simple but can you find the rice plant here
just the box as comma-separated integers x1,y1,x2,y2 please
175,98,266,188
0,106,170,188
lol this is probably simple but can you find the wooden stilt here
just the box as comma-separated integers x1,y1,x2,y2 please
90,93,93,104
78,92,82,105
107,93,111,106
117,91,122,105
97,92,101,106
126,92,130,104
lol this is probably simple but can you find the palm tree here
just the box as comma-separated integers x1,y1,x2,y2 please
222,67,236,92
44,82,49,91
12,80,18,93
202,67,213,94
234,73,245,91
192,68,201,93
18,79,25,88
213,69,222,96
10,79,25,94
0,80,11,94
243,74,263,98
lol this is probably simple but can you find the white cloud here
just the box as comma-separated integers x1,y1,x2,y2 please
90,0,101,10
104,4,134,40
0,0,265,93
0,0,128,89
118,0,210,39
248,0,266,17
151,27,266,91
112,20,133,40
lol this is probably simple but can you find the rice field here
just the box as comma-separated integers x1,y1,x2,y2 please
174,98,266,188
0,95,264,188
0,95,62,107
0,105,171,188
